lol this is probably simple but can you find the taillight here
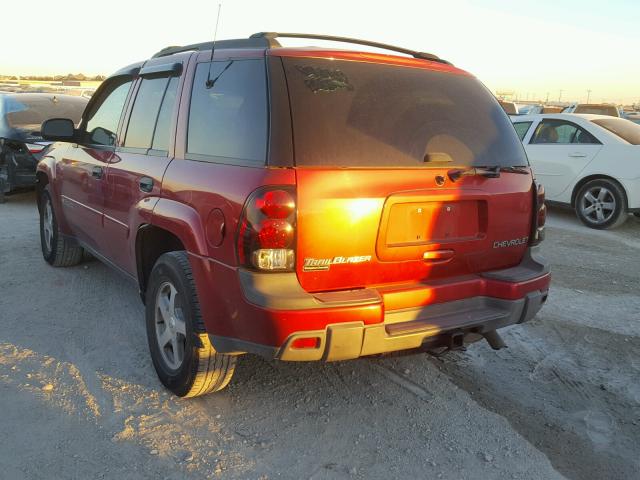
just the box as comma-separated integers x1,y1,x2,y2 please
531,182,546,245
25,143,46,154
237,186,296,271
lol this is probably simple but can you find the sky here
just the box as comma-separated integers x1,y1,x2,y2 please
2,0,639,104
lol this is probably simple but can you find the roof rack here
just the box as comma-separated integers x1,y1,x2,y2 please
251,32,451,65
152,32,451,65
152,36,280,58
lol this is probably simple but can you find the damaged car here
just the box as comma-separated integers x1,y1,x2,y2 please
0,93,87,202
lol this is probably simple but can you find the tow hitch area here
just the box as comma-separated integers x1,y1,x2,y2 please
482,330,507,350
422,331,467,356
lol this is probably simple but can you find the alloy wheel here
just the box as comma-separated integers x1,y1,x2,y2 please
154,281,187,371
580,186,616,225
42,198,54,253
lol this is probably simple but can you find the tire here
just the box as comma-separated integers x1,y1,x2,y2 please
575,179,628,230
634,213,640,219
145,251,236,397
39,187,84,266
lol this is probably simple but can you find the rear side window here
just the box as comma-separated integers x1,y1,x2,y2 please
152,77,179,152
513,122,532,141
283,58,528,167
124,76,178,153
186,59,268,165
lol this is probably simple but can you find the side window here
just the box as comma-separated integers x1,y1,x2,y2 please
186,59,268,164
574,128,599,144
84,79,133,146
530,120,597,144
513,122,532,141
124,75,178,154
152,77,179,152
531,120,578,144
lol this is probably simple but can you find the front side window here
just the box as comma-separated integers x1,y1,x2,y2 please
513,122,532,141
84,79,133,146
124,75,178,153
531,120,598,144
186,59,268,164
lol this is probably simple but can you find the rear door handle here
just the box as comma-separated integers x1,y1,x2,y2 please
139,176,154,193
569,152,587,158
91,166,103,179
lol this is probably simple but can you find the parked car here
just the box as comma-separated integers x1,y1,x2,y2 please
517,104,543,115
512,113,640,228
37,33,550,397
562,103,621,117
498,100,519,114
624,111,640,124
0,93,87,202
542,105,563,114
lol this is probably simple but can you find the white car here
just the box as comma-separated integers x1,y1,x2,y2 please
512,113,640,229
562,103,621,117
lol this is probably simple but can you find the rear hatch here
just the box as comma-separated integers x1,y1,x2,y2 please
280,54,534,293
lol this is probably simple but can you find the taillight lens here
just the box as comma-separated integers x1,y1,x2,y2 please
25,143,46,154
531,182,546,245
237,187,296,271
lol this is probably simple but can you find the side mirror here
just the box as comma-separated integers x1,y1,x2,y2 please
41,118,76,141
89,127,117,146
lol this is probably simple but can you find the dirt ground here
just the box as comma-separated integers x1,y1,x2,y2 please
0,190,638,480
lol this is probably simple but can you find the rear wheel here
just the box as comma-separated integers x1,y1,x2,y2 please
575,179,627,229
145,251,236,397
39,187,84,266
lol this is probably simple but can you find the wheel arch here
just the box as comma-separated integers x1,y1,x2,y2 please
571,174,629,210
135,224,187,303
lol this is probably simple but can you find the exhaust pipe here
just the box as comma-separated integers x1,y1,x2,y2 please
482,330,507,350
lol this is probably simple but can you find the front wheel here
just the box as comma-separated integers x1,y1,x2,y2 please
145,251,236,397
575,179,627,230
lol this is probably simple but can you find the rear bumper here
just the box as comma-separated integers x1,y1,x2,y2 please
275,291,546,361
202,247,550,361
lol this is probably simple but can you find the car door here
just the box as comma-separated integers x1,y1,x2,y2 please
102,59,185,275
524,118,602,199
59,76,134,252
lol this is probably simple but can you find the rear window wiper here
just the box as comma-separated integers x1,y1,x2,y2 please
448,165,529,182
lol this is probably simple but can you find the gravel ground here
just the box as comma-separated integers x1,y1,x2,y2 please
0,190,638,480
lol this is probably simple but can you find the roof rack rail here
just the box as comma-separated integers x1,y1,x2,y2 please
151,36,281,58
250,32,451,65
152,32,451,65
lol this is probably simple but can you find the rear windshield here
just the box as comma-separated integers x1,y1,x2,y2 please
592,118,640,145
283,58,528,167
2,95,86,131
574,105,619,117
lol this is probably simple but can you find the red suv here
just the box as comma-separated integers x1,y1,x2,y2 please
37,33,550,397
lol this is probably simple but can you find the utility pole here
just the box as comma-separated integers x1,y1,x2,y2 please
546,92,549,103
559,89,563,102
587,89,592,104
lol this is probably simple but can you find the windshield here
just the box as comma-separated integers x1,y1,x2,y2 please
283,58,528,168
592,118,640,145
2,94,87,131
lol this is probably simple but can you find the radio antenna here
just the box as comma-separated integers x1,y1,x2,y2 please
205,3,222,88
